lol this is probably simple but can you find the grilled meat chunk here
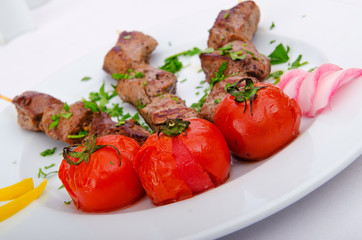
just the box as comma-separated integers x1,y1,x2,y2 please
116,65,177,108
208,1,260,49
140,93,199,132
87,112,150,145
12,91,63,131
200,40,270,82
200,75,257,122
39,101,94,144
103,31,158,74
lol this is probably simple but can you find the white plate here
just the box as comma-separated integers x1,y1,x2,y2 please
1,0,362,239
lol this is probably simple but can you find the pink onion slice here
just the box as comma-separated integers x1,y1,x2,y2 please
306,68,362,117
297,63,342,115
278,69,308,101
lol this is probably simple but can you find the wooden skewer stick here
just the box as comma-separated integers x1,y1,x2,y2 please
0,94,12,102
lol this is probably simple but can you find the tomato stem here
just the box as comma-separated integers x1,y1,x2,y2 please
225,78,267,115
157,118,190,137
62,134,122,166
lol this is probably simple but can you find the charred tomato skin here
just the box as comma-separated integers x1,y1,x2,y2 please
134,118,230,205
58,135,144,212
214,83,301,161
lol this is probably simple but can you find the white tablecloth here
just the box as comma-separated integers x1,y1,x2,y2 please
1,0,361,239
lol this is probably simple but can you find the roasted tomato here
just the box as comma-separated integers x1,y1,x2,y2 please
134,118,230,205
58,135,144,212
214,78,301,161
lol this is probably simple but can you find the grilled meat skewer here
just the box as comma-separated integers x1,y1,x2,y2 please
12,91,150,145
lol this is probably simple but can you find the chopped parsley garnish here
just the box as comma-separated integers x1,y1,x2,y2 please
64,201,71,205
270,22,275,30
159,47,207,74
68,130,88,139
49,115,60,129
83,99,101,112
288,54,308,69
44,163,56,169
38,168,58,179
308,67,317,72
123,35,131,39
136,100,146,110
87,83,117,111
180,78,187,83
214,99,221,104
49,103,73,129
267,70,284,84
81,76,91,81
40,147,57,157
112,71,144,80
191,61,228,112
224,13,230,19
269,40,276,44
268,43,290,65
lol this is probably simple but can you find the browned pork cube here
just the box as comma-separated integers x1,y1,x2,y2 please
12,91,63,132
103,31,158,74
140,94,199,132
208,1,260,49
116,65,177,108
200,40,270,82
39,101,94,144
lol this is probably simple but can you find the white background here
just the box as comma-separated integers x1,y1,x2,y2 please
1,0,361,239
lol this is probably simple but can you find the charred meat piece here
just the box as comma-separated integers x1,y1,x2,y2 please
87,112,150,145
39,101,94,144
116,65,177,108
12,91,63,131
103,31,158,74
200,75,257,122
140,93,199,132
208,1,260,49
200,40,270,82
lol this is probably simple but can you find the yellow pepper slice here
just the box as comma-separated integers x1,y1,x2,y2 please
0,179,47,222
0,178,34,201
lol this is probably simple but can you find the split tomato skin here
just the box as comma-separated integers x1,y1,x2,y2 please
58,135,144,212
214,83,301,161
134,118,230,205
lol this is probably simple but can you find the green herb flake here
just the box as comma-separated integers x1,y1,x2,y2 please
308,67,317,72
68,130,88,139
224,13,230,19
269,40,276,44
270,21,275,30
289,54,309,69
49,115,60,129
214,99,221,104
58,185,64,190
110,161,115,165
83,99,100,112
267,70,284,84
64,201,71,205
60,112,73,119
38,168,58,179
268,43,290,65
40,147,57,157
81,76,91,81
44,163,56,169
180,78,187,83
123,35,131,40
